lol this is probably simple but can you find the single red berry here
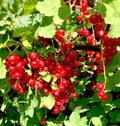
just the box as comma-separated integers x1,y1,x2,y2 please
77,15,82,22
83,29,90,36
55,29,65,43
29,52,38,61
56,64,63,73
7,54,21,65
30,60,38,68
18,89,26,95
82,10,89,16
81,2,88,11
60,69,67,77
12,71,23,79
77,28,84,35
38,60,45,68
40,119,46,125
51,90,60,96
61,79,69,87
16,61,24,71
87,34,95,44
71,92,78,99
67,42,73,51
90,14,99,24
53,107,60,114
12,83,21,91
58,84,66,91
37,81,43,89
28,78,36,86
22,57,28,65
8,66,17,73
43,88,49,95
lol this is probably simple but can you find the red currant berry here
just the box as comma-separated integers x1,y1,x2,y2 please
58,84,66,91
97,91,108,101
8,66,16,73
55,29,65,43
16,62,24,71
40,119,46,125
28,78,36,86
43,88,49,95
7,54,21,65
77,28,84,35
30,60,38,68
81,2,88,11
18,89,26,95
71,92,78,99
12,83,21,91
29,52,38,61
53,107,60,114
12,72,23,79
37,81,43,89
77,15,82,22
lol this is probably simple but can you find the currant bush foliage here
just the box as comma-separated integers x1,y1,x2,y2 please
0,0,120,126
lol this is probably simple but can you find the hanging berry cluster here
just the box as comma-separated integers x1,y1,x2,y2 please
5,45,80,114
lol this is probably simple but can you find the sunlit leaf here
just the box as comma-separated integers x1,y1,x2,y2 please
40,93,55,110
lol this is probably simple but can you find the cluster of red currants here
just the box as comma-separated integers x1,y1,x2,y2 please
5,49,79,114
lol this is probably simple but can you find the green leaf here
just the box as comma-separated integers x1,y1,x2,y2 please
25,95,38,118
0,32,9,49
40,93,55,110
23,0,37,15
34,23,56,39
0,78,10,96
91,117,103,126
64,109,88,126
20,115,28,126
0,48,9,59
47,121,62,126
22,39,32,50
25,106,34,118
42,73,52,83
103,0,120,38
97,4,106,17
26,87,33,99
109,109,120,123
103,0,113,4
34,16,56,38
0,59,7,79
106,52,120,71
87,104,105,118
0,0,4,11
114,98,120,108
36,0,70,24
58,4,70,20
39,71,48,76
51,75,57,90
36,0,61,17
97,52,120,90
0,97,9,112
31,95,38,108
